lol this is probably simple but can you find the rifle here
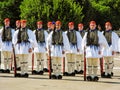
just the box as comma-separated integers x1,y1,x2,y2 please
48,45,52,79
32,52,34,74
84,47,86,81
12,44,17,77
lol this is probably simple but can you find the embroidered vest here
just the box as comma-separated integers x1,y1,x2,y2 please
52,30,63,45
35,29,45,43
2,27,12,42
17,28,29,43
86,30,99,46
67,30,77,45
104,30,112,45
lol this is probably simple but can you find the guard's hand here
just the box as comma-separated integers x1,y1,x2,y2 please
77,49,79,52
99,51,101,55
45,48,47,51
62,51,65,54
28,48,32,53
112,51,115,55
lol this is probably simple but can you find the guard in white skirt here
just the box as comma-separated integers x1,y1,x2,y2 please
75,23,86,74
102,22,119,78
82,21,108,81
14,20,21,70
32,21,48,75
0,18,15,73
64,22,82,76
12,20,37,77
47,21,70,79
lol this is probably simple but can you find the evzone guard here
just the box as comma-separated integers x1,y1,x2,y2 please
101,22,119,78
82,21,108,81
64,22,82,76
12,20,37,77
0,18,15,73
47,21,70,79
32,21,48,75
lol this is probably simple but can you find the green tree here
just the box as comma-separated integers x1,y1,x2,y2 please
0,0,22,27
76,0,120,30
20,0,84,30
89,0,120,30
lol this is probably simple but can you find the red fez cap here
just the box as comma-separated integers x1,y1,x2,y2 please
68,22,74,26
89,21,96,25
78,23,83,27
21,20,27,23
56,21,61,25
47,21,52,26
4,18,10,22
105,22,112,26
16,20,20,23
37,21,43,25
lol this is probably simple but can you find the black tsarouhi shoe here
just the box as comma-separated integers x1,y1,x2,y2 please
0,69,4,73
43,68,49,72
93,76,99,81
87,76,92,81
79,70,84,74
51,75,57,79
38,70,44,75
32,70,37,75
57,75,62,79
15,73,21,77
4,69,10,73
63,72,69,76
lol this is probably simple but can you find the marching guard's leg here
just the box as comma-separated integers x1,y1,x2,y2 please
51,57,57,79
87,58,93,81
111,57,114,76
43,53,49,72
108,57,113,78
16,55,21,71
75,54,84,74
102,57,111,78
56,57,62,79
33,53,44,75
75,60,80,74
93,58,99,81
80,55,84,74
64,53,75,76
18,54,29,78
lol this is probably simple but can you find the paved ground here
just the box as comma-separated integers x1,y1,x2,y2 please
0,55,120,90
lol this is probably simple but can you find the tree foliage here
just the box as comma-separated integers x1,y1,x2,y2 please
0,0,120,30
20,0,84,30
89,0,120,29
0,0,22,27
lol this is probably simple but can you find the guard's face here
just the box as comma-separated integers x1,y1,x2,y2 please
47,24,51,29
105,25,112,30
16,22,21,28
21,22,26,28
51,24,55,30
4,21,10,27
78,26,83,31
37,24,42,29
56,24,61,30
69,25,74,30
89,24,96,30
